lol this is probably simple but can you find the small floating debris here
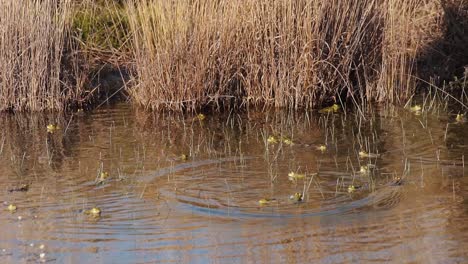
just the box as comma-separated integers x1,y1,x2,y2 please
258,198,276,205
267,135,278,144
456,113,465,123
8,184,29,192
316,145,327,152
84,207,101,217
289,192,303,202
39,252,46,260
7,204,17,212
359,151,380,158
196,114,206,121
288,172,305,180
319,104,341,114
46,124,59,133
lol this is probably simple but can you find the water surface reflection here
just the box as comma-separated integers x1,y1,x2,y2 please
0,104,467,263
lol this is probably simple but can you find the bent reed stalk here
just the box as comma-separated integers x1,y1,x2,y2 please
126,0,425,111
0,0,73,111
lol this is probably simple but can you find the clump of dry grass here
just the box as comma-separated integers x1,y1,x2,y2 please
71,0,131,63
0,0,76,111
125,0,429,111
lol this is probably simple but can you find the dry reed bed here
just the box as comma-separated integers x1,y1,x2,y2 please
0,0,457,112
126,0,435,111
0,0,78,111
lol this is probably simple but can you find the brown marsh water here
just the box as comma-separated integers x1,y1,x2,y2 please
0,103,467,263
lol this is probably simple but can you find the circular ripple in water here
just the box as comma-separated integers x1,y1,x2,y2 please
146,156,405,219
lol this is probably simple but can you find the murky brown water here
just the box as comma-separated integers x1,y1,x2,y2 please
0,103,467,263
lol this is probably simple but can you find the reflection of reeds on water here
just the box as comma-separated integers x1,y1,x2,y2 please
0,103,456,214
0,113,68,173
2,103,466,264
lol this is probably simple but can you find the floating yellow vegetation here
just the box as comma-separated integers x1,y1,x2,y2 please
456,114,465,123
180,153,189,161
7,204,17,212
348,185,356,193
84,207,101,217
360,166,370,174
196,114,206,121
100,171,109,178
46,124,59,133
319,104,341,114
96,171,109,184
316,145,327,152
409,105,422,114
288,172,305,180
267,135,278,144
281,137,293,145
359,151,380,158
258,198,276,205
289,192,303,202
392,177,403,186
359,164,375,174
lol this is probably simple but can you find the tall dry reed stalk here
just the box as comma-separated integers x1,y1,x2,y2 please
374,0,424,103
126,0,428,111
0,0,73,111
